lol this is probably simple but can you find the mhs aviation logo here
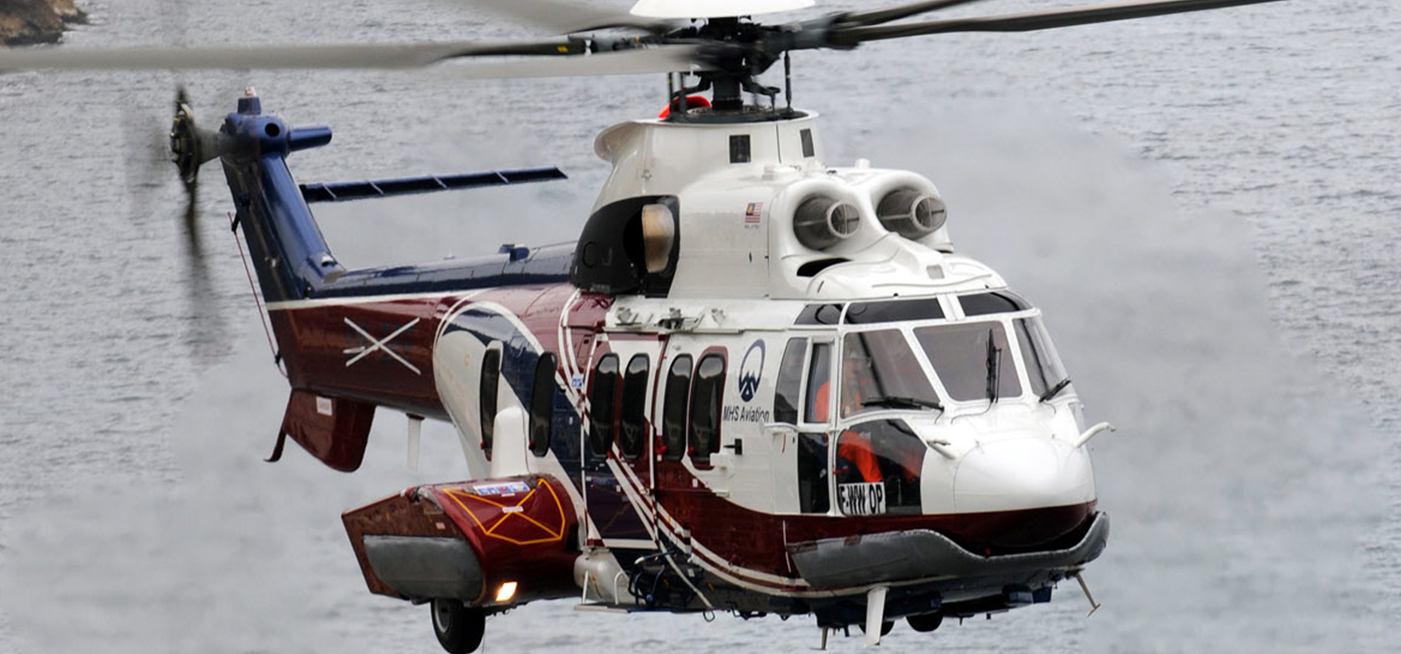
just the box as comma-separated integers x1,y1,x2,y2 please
724,339,771,424
737,339,765,402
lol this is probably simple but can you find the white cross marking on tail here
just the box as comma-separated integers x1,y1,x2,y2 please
343,317,422,375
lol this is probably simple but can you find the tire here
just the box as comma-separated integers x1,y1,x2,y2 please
431,599,485,654
907,612,944,633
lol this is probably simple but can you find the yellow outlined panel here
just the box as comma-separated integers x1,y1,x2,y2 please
442,480,567,546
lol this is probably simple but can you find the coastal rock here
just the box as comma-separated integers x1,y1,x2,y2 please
0,0,87,47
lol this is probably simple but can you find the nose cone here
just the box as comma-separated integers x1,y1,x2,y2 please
956,438,1095,512
953,438,1096,546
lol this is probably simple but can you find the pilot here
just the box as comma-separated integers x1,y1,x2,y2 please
809,352,874,422
835,429,882,484
839,352,874,417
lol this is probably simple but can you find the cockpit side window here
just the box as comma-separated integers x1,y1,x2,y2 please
840,329,941,418
774,338,808,424
834,419,925,515
804,342,833,423
914,322,1022,402
1015,317,1069,399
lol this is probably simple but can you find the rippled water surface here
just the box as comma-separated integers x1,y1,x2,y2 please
2,1,1399,652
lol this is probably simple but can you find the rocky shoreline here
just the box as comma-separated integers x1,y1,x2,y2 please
0,0,86,47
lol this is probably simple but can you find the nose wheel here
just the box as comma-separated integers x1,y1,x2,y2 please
430,599,485,654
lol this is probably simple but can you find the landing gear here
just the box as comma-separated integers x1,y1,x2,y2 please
906,612,944,633
431,599,485,654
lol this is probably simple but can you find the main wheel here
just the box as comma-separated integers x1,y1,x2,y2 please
431,599,485,654
907,612,944,633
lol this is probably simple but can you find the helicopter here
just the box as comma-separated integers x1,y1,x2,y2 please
0,0,1288,651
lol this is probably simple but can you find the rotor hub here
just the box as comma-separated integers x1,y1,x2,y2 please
169,101,201,188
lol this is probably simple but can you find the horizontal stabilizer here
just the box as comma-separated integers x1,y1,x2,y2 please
300,167,566,204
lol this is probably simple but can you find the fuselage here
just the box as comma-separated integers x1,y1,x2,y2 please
218,92,1108,626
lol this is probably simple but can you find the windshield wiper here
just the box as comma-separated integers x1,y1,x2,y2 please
1039,377,1073,403
862,396,945,413
984,328,1001,403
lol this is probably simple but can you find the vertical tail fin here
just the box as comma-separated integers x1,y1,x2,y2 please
217,92,343,305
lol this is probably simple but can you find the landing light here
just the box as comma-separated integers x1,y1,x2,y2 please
495,581,518,603
641,203,675,273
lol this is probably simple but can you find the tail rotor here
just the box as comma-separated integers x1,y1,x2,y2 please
165,87,234,361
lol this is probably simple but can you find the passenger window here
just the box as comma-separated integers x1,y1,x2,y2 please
529,352,557,457
804,342,832,423
479,346,501,453
662,355,693,462
588,354,620,457
689,354,726,466
774,338,808,424
619,354,650,460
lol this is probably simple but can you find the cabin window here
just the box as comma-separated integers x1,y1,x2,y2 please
834,419,925,515
619,354,650,460
588,354,620,457
662,355,692,462
529,352,557,457
774,338,808,424
479,346,501,453
797,432,830,513
796,303,843,325
689,354,726,466
959,291,1031,317
804,342,833,423
844,297,944,324
840,329,941,418
914,322,1022,402
729,134,751,164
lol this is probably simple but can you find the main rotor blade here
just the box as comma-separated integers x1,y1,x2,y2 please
453,0,666,34
0,39,584,71
835,0,990,28
444,44,707,78
830,0,1289,45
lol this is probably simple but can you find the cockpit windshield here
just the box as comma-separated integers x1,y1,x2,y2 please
840,329,942,418
913,322,1022,402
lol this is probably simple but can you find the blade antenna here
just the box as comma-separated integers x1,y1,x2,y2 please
783,50,793,112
